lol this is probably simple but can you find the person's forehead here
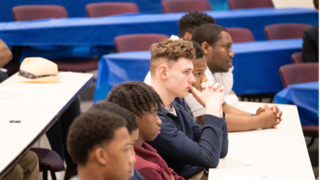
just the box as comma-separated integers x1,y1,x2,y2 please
193,57,207,69
172,57,193,68
218,31,232,43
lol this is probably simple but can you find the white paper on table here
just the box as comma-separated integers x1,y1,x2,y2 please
220,175,273,180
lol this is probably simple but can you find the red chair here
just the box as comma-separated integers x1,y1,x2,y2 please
162,0,211,13
291,52,304,64
264,23,312,40
86,2,139,17
12,5,99,72
228,0,274,10
115,34,169,52
12,5,68,21
226,27,255,43
279,63,319,147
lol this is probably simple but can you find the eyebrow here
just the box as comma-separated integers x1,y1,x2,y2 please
182,68,193,71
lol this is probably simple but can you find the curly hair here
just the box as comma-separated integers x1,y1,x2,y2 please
192,23,228,47
179,11,215,37
107,81,163,117
88,101,138,134
149,38,195,76
67,110,126,165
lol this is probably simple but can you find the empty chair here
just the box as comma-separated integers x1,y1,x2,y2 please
226,27,255,43
279,63,319,147
162,0,211,13
264,23,312,40
86,2,139,17
12,5,68,21
12,5,99,72
291,52,304,64
228,0,274,10
115,34,169,52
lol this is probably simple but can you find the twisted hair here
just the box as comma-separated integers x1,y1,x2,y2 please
179,11,215,37
150,38,195,76
67,110,126,165
107,81,163,117
88,101,138,134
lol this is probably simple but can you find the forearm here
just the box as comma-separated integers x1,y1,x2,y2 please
225,114,263,132
0,40,12,68
223,103,251,116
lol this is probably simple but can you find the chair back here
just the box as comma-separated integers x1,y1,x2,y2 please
264,23,312,40
115,34,169,52
279,63,318,88
162,0,211,13
86,2,139,17
291,52,304,64
228,0,274,9
226,27,255,43
12,5,68,21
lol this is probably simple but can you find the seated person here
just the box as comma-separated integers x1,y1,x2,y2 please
187,37,282,131
191,24,282,131
89,101,145,180
2,151,39,180
0,39,13,82
107,81,184,180
302,0,319,62
145,38,228,179
67,110,136,180
145,11,238,106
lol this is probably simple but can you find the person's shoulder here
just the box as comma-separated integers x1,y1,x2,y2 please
134,154,161,172
304,25,319,38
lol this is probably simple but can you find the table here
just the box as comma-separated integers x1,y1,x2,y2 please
0,72,94,177
0,8,317,47
208,102,315,180
94,39,302,102
275,82,319,126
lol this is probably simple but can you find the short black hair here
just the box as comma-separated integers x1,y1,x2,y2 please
179,11,215,37
192,23,228,46
314,0,319,10
88,101,138,134
107,81,163,117
67,110,127,165
186,39,204,59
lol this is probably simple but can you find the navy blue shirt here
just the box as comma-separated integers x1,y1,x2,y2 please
147,101,228,179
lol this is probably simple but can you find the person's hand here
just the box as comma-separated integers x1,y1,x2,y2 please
229,90,236,95
269,105,282,128
255,105,267,116
191,81,225,118
256,108,279,129
191,81,225,107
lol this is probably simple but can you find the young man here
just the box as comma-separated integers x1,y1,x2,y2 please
190,23,282,131
107,81,184,180
146,38,228,179
67,110,136,180
302,0,319,62
88,101,145,180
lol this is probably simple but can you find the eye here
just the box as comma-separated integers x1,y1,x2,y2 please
184,71,188,74
195,72,201,76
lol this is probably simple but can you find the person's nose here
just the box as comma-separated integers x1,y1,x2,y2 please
229,49,235,58
189,74,196,84
156,116,162,125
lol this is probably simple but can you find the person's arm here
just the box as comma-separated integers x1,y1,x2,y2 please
169,168,184,180
0,39,12,68
223,103,252,116
302,28,318,63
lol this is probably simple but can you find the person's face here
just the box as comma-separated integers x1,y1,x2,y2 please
103,127,135,180
135,107,162,142
130,129,139,145
192,57,208,92
165,57,196,98
204,31,234,73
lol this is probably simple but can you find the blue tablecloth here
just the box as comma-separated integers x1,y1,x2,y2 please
0,8,317,47
94,39,302,102
275,82,319,126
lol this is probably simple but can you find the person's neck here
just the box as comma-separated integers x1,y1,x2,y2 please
78,164,106,180
151,80,175,108
135,136,144,147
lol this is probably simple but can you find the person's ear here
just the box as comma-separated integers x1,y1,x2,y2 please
158,65,168,79
183,32,192,40
201,42,210,55
94,147,108,165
